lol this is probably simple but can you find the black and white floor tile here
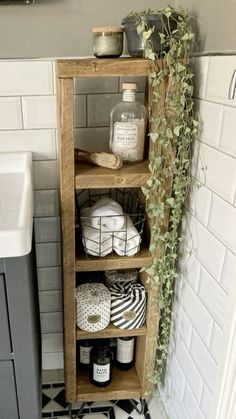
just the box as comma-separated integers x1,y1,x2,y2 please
42,383,151,419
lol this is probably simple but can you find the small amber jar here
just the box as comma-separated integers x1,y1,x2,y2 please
92,27,123,58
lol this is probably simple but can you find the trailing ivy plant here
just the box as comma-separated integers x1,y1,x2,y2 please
130,6,198,384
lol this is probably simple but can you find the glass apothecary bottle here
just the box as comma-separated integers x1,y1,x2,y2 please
90,339,112,387
110,82,148,163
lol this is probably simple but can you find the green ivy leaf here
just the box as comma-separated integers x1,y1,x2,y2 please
144,49,156,60
174,126,181,136
166,128,174,139
136,23,145,35
176,63,186,73
149,132,159,142
166,197,175,207
142,28,154,40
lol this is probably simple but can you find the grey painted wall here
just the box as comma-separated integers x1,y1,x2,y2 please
0,0,235,59
180,0,236,54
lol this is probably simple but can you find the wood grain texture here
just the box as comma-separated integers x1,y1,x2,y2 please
76,367,141,402
75,246,151,272
57,58,152,78
135,271,158,396
75,160,149,189
57,77,76,402
76,323,147,340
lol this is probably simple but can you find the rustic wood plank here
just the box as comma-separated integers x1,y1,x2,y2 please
57,77,76,402
75,245,151,272
76,367,141,402
57,58,152,78
75,160,149,189
135,271,158,396
76,323,147,340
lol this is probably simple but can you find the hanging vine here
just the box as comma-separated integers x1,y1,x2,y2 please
130,6,198,383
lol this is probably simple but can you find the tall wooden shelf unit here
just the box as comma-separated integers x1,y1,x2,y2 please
56,58,162,403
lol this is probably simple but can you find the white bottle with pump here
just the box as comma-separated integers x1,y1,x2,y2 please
110,82,148,163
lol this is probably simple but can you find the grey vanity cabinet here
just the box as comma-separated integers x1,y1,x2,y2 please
0,362,19,419
0,273,11,356
0,252,41,419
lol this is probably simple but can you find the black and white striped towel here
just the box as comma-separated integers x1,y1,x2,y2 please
110,283,147,330
105,269,138,288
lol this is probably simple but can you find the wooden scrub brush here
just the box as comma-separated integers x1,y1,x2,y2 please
74,148,123,170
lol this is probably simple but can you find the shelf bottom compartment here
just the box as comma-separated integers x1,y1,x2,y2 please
76,366,142,402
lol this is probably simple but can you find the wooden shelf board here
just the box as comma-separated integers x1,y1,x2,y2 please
76,323,147,340
76,366,141,402
57,57,153,78
75,245,151,272
75,160,150,189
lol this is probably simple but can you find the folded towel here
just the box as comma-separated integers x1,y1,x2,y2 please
80,207,112,257
113,215,141,256
90,197,125,232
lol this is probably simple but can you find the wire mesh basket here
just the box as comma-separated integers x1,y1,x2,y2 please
75,188,146,258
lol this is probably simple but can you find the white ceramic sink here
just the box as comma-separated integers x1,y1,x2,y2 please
0,152,33,258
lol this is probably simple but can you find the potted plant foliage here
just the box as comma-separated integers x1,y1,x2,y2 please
123,6,198,385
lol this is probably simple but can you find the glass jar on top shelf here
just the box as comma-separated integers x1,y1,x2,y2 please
92,27,123,58
110,82,148,163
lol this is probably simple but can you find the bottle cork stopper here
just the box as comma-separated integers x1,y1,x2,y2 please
122,82,137,91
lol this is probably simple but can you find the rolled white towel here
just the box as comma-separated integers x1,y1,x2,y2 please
90,197,125,232
80,207,112,257
80,207,91,218
113,215,141,256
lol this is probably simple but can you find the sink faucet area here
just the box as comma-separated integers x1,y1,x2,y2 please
0,151,33,258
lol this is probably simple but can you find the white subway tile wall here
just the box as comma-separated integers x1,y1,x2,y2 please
220,250,236,294
209,322,224,364
21,95,57,129
0,129,57,160
0,61,54,95
0,97,23,129
162,56,236,419
186,181,212,226
173,336,203,402
200,384,214,419
195,99,223,148
183,384,205,419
